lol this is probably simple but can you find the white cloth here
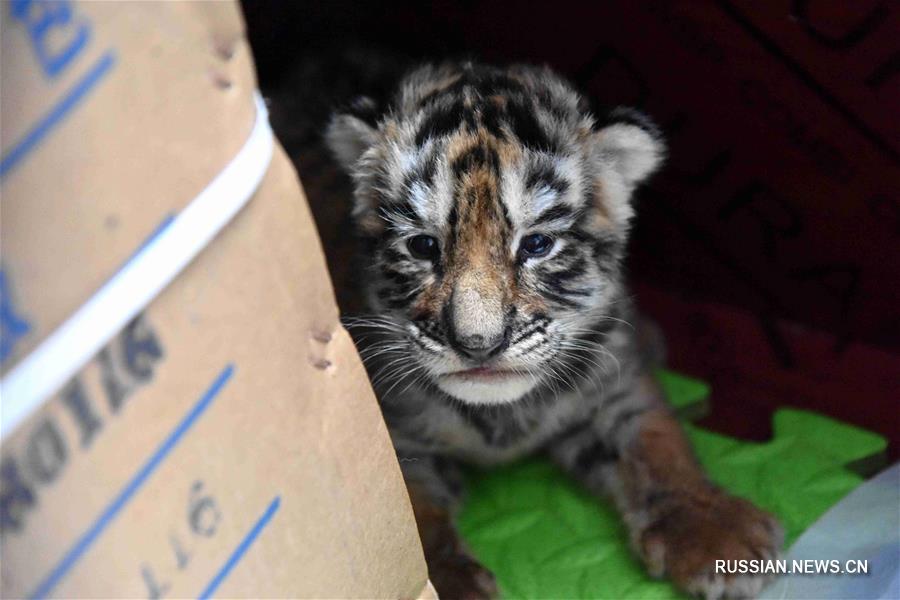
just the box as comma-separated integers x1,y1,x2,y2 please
761,462,900,600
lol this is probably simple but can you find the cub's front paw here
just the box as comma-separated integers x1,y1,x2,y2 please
428,551,498,600
637,487,783,599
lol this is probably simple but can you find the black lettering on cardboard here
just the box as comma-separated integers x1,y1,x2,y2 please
188,481,220,538
123,316,163,381
170,533,191,570
140,564,171,600
99,346,134,413
25,420,68,483
61,378,102,448
0,458,36,537
103,315,163,413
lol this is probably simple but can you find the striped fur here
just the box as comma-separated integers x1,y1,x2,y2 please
327,62,781,599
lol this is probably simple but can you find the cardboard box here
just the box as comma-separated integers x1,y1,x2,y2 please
1,2,428,597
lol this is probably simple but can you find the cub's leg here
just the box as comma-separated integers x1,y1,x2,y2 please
401,455,497,600
549,374,783,599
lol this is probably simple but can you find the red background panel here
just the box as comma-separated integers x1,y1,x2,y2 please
244,1,899,456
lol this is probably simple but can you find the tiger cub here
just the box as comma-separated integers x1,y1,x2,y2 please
325,62,783,599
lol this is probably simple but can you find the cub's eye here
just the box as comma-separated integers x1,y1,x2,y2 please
519,233,555,258
407,235,440,260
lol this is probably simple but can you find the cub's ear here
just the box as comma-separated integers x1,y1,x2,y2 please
325,96,379,171
594,107,665,187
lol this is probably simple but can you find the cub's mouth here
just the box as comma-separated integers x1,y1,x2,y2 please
441,367,520,381
435,366,539,405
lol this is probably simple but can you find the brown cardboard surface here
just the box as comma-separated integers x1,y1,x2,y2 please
1,3,427,598
1,0,256,369
2,149,427,599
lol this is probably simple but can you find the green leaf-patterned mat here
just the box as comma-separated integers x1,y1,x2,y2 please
457,370,887,599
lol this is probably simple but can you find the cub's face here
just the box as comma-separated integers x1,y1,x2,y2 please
328,63,663,405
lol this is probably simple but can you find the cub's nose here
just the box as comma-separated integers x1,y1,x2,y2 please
449,330,509,362
444,281,510,362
